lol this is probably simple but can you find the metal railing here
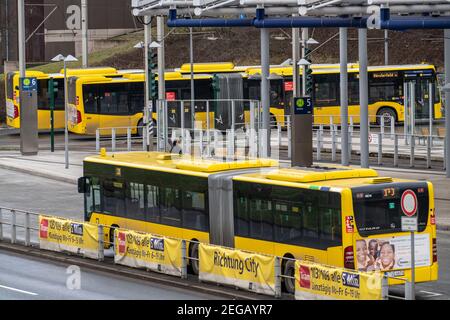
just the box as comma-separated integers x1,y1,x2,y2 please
0,206,420,299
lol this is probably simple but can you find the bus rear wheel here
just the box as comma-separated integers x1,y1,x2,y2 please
283,259,296,294
189,242,200,275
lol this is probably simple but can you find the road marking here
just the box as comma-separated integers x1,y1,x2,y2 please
419,290,443,298
0,284,38,296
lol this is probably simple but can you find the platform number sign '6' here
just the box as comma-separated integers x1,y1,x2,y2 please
20,77,37,92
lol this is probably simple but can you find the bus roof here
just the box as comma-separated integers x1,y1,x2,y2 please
84,152,278,177
244,63,436,77
232,167,411,190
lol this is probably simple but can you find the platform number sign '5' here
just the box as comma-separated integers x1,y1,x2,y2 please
401,189,418,217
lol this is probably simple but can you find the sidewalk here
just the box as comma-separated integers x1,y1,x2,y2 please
0,149,449,231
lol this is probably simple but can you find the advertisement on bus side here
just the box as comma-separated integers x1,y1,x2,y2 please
114,229,183,277
295,260,384,300
198,243,277,296
355,234,431,272
38,215,100,259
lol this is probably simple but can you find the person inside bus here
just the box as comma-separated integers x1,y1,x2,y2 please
356,239,375,272
375,242,396,271
368,239,380,260
170,137,182,155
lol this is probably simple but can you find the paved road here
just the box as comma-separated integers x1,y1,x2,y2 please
0,167,83,219
0,250,222,300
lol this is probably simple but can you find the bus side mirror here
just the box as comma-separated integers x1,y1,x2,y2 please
78,177,90,193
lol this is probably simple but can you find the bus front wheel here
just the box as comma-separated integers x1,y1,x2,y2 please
283,259,296,294
376,108,397,126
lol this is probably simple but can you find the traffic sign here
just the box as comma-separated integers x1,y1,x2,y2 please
368,133,379,145
401,189,418,217
401,216,418,232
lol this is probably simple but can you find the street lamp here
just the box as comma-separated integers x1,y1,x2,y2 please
51,54,78,169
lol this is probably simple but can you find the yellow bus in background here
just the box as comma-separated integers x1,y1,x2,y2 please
67,72,219,136
178,62,443,126
4,67,119,130
78,151,438,294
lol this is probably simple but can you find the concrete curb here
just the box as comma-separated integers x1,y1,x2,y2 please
0,162,77,185
0,242,268,300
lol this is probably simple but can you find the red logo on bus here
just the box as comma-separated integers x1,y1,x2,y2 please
284,81,293,92
345,216,354,233
118,232,126,254
40,219,49,239
299,265,311,289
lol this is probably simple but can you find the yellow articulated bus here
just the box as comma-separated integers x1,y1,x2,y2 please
78,151,438,293
4,67,119,130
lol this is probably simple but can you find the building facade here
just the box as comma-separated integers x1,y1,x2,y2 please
1,0,137,70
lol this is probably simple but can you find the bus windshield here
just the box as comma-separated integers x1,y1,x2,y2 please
352,183,429,237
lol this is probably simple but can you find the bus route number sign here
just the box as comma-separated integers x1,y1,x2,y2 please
20,77,37,92
294,97,313,115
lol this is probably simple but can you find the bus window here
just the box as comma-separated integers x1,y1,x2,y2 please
102,180,126,216
146,185,160,223
182,191,208,231
235,196,250,237
274,201,302,245
303,199,319,241
314,74,339,107
160,187,181,227
126,182,145,221
249,199,273,241
128,82,145,114
348,76,360,105
83,84,99,114
98,83,130,115
270,80,283,106
319,193,342,243
369,78,402,104
85,177,101,220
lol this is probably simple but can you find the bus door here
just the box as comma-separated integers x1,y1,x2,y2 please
313,74,340,125
404,70,434,127
98,83,132,135
80,82,100,135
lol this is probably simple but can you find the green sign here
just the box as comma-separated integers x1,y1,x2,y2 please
293,97,313,115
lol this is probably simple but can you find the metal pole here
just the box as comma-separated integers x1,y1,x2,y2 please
157,16,166,104
359,28,369,168
25,212,30,246
96,129,100,152
261,28,271,158
292,25,301,97
394,134,399,167
18,0,25,78
410,231,416,300
384,29,389,65
340,27,349,166
429,82,433,138
144,15,151,137
190,27,195,129
301,28,308,96
81,0,88,68
445,29,450,178
64,60,69,169
49,78,55,152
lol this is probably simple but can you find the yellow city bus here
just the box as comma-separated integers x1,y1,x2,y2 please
178,62,443,126
242,63,443,126
78,151,438,293
67,72,222,135
4,67,119,130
